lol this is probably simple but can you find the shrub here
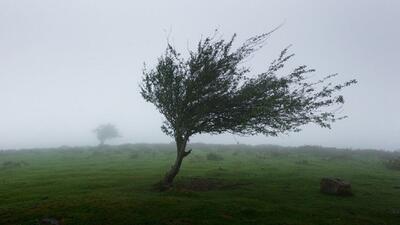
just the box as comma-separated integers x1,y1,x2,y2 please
269,151,289,158
1,161,29,169
385,157,400,170
206,153,224,161
129,153,139,159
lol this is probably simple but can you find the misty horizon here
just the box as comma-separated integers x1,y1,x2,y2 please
1,0,399,150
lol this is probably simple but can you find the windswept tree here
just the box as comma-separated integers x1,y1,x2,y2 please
140,30,356,189
93,124,120,146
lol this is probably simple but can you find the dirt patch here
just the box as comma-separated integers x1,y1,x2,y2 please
174,177,251,191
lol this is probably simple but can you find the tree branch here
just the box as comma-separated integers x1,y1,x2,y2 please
183,149,192,157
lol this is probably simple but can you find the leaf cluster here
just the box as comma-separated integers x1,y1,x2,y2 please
140,31,356,140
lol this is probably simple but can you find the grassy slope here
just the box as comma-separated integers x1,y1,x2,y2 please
0,144,399,225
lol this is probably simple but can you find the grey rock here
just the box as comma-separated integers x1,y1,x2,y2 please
320,177,353,196
40,218,60,225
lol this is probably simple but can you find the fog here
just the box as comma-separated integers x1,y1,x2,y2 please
0,0,399,150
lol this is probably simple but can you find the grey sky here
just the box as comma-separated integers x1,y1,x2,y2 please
0,0,399,150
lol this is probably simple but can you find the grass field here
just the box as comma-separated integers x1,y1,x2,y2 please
0,144,399,225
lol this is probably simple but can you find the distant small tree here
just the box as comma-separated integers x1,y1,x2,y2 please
93,124,120,146
140,30,356,189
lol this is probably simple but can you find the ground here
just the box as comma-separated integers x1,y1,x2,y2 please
0,144,399,225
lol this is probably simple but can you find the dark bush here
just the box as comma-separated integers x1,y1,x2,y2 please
129,153,139,159
257,153,267,160
269,151,289,158
206,153,224,161
385,157,400,170
1,161,29,169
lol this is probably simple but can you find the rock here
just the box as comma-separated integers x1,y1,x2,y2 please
320,177,353,196
390,208,400,215
40,218,60,225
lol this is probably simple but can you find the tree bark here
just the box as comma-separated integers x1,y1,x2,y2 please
160,136,191,190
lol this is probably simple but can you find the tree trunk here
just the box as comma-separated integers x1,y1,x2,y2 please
160,136,191,190
99,139,105,146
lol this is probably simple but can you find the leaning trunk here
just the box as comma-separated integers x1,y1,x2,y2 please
162,151,184,187
160,136,191,190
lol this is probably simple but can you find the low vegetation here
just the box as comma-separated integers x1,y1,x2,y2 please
385,157,400,170
206,152,224,161
0,144,399,225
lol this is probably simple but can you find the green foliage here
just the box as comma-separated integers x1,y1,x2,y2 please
140,31,357,140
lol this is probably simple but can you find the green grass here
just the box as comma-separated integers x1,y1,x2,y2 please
0,144,399,225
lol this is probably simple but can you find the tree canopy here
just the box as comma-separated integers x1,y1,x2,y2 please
93,123,120,146
140,30,356,188
141,31,356,140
